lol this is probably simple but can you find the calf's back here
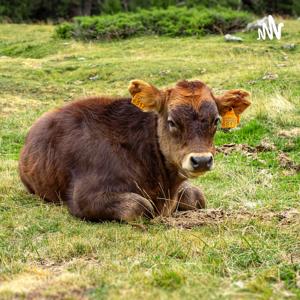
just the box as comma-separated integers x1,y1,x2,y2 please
19,97,170,207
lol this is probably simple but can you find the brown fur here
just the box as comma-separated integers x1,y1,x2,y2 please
168,80,214,110
19,80,250,222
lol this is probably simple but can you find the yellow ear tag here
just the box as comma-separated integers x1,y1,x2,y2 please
131,94,146,111
221,108,239,129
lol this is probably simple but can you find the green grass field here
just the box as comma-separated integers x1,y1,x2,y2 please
0,20,299,299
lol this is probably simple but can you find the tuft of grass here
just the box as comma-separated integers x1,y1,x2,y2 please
152,268,186,290
215,118,271,146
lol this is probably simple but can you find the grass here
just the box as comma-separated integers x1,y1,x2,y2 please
0,19,299,299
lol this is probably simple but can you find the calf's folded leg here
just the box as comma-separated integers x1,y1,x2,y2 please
68,184,154,221
177,182,206,211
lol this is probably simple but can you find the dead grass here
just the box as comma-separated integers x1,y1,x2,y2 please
0,258,98,299
278,128,300,138
0,95,42,117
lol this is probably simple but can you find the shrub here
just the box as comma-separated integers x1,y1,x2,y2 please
1,0,299,22
55,22,73,39
55,6,253,41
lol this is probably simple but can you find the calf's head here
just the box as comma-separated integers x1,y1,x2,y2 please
129,79,250,178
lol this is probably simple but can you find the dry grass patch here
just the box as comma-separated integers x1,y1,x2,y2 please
0,95,42,117
278,128,300,138
0,258,100,299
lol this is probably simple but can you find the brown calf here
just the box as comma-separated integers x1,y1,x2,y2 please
19,79,250,221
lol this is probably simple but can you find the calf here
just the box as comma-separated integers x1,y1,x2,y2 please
19,80,250,221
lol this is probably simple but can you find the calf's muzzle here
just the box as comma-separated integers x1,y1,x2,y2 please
182,152,214,173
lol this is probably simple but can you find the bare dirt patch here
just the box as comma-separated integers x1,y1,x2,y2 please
216,139,300,173
277,152,300,173
154,208,300,229
27,285,90,300
216,139,276,156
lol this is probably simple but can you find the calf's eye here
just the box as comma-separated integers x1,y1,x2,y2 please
167,117,177,131
214,117,221,126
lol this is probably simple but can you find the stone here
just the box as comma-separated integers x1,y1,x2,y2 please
224,34,243,42
282,43,296,50
246,17,269,31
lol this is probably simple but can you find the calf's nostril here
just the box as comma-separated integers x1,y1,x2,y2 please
207,156,213,168
190,156,201,169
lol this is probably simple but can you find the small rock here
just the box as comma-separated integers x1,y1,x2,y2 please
224,34,243,42
246,16,269,31
159,70,171,76
276,63,287,67
262,72,278,80
243,201,258,209
247,79,258,85
77,57,86,61
233,281,245,289
89,75,99,81
282,43,296,50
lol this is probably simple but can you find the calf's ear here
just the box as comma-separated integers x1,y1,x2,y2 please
215,89,251,116
128,79,165,113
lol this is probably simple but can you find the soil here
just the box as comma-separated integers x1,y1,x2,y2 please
216,139,300,173
153,208,300,229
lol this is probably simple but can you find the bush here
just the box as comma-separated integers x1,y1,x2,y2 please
0,0,299,22
55,6,253,41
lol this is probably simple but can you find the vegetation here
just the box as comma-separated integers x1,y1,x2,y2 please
55,6,252,40
0,0,299,22
242,0,300,16
0,19,300,299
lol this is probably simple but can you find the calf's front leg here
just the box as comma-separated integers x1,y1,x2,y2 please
176,182,206,211
68,178,154,222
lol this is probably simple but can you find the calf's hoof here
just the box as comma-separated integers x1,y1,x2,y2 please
120,194,155,221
